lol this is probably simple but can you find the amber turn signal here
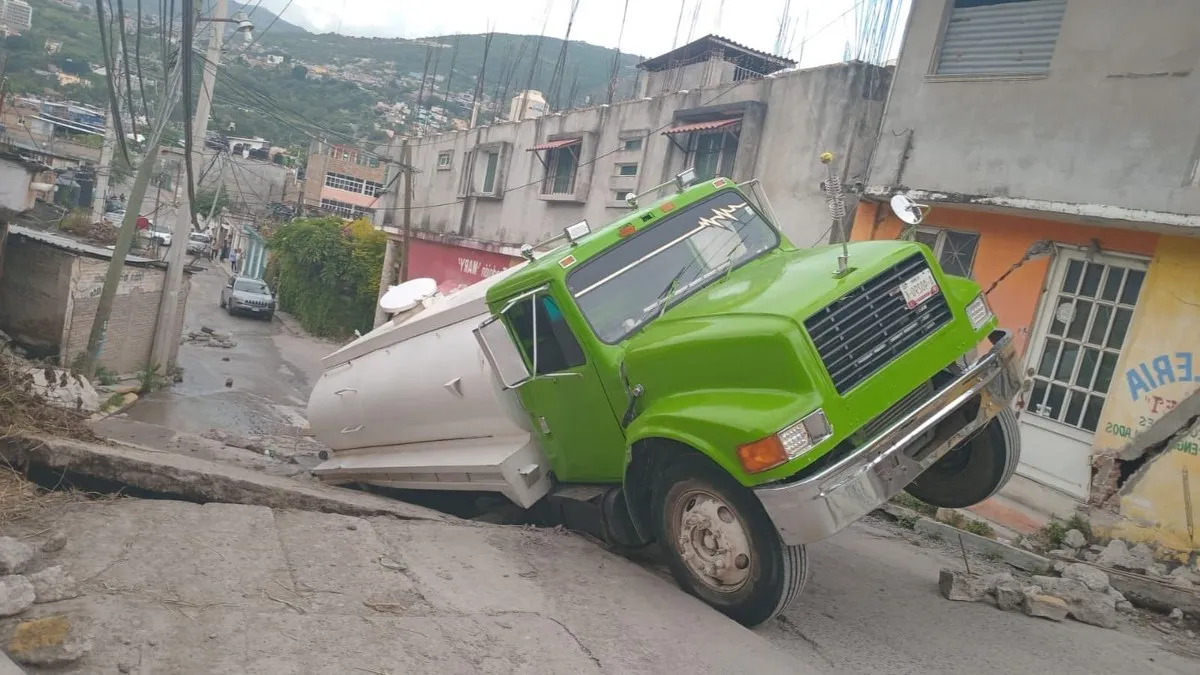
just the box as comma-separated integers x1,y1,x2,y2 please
736,435,789,474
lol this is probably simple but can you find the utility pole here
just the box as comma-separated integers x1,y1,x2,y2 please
373,140,411,328
90,112,116,223
150,0,225,371
400,141,413,284
80,46,187,377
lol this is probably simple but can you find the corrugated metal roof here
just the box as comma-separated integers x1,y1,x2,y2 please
527,138,582,152
638,34,795,74
662,118,741,136
7,225,157,265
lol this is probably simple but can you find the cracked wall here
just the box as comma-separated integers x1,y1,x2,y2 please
1090,235,1200,553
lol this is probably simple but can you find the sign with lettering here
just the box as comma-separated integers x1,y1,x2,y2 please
407,237,521,294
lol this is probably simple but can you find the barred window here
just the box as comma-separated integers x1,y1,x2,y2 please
320,198,373,219
325,172,366,193
364,180,385,197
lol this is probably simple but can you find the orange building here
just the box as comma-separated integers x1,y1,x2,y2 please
855,0,1200,552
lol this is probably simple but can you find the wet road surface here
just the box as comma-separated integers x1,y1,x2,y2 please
126,264,341,438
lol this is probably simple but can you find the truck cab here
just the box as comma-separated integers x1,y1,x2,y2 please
307,174,1022,627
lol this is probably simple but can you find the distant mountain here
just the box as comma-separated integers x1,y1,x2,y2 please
257,31,645,112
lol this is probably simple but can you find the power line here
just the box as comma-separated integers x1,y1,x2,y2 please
371,0,868,215
94,0,134,166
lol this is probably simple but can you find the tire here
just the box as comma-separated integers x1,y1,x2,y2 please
652,453,809,627
265,312,274,322
219,298,226,308
904,406,1022,508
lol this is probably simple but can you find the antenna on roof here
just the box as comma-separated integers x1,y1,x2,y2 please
820,152,851,277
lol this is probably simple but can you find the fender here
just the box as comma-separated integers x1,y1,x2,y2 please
620,388,817,541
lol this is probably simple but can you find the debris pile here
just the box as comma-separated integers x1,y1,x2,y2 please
939,562,1129,628
0,534,91,667
183,326,237,349
0,334,97,442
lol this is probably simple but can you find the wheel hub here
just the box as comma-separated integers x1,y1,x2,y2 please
672,491,752,592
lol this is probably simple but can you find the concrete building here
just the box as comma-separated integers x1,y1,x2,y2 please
0,226,189,375
377,35,891,293
198,149,299,216
302,141,387,220
852,0,1200,552
508,90,547,122
0,0,32,33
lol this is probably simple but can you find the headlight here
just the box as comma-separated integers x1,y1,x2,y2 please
966,293,993,332
737,409,833,473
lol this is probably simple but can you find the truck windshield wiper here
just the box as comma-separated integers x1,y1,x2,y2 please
654,265,692,318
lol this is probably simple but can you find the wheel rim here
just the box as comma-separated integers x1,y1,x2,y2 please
668,488,753,593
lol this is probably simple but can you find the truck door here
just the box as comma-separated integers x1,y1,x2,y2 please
502,291,627,483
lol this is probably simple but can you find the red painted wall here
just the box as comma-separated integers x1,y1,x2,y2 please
406,237,521,293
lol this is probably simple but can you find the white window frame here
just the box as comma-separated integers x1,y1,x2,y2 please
685,129,739,181
436,151,453,171
324,171,366,194
1022,246,1150,443
542,144,581,196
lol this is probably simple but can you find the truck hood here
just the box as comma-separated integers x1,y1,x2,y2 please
620,240,932,408
231,291,273,303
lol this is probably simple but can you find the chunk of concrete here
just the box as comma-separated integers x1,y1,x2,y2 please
1062,563,1112,592
5,615,92,667
0,576,35,617
0,538,34,576
994,580,1026,611
1023,592,1069,622
1063,529,1088,549
1032,575,1118,629
938,569,1013,602
27,566,80,604
1096,539,1155,574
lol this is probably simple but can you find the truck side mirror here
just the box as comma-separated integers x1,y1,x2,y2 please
474,315,532,389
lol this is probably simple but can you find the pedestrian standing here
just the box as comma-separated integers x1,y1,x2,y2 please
220,243,230,262
230,249,239,274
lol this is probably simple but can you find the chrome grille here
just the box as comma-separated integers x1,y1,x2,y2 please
805,254,952,394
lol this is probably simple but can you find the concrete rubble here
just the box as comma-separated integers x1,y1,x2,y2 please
937,561,1131,629
183,327,237,349
0,531,91,668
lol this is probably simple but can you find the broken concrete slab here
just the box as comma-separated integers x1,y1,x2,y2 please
0,541,33,576
1,499,807,674
915,517,1053,573
1095,540,1156,575
1031,575,1118,629
27,566,80,604
938,569,1014,602
1023,592,1069,621
1062,562,1112,593
0,577,34,618
995,580,1025,611
0,434,452,523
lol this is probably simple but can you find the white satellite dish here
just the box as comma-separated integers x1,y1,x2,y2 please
890,194,930,226
379,278,437,313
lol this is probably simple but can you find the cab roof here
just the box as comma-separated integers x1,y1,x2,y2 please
485,177,736,303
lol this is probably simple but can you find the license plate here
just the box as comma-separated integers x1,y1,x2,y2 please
899,269,939,309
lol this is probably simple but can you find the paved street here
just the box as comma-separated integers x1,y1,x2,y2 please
103,267,1198,675
125,264,338,439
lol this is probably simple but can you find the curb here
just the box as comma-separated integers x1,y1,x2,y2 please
1,433,454,524
914,516,1053,573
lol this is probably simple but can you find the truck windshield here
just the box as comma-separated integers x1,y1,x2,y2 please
566,189,778,343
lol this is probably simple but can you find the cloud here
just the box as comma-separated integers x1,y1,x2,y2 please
256,0,907,67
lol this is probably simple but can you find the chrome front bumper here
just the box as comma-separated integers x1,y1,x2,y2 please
755,330,1022,547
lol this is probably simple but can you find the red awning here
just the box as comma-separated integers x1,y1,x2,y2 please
662,118,741,136
528,138,582,152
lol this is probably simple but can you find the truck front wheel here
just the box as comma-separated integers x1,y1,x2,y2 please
904,406,1021,508
653,454,809,627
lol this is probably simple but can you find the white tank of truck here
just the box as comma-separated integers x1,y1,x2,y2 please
305,266,553,508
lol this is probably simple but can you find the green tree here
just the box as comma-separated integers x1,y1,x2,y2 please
267,217,386,337
192,189,229,217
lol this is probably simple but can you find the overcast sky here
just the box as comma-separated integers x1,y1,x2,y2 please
252,0,910,68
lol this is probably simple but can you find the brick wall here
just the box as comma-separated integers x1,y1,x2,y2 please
302,144,388,208
0,237,72,350
60,260,191,376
